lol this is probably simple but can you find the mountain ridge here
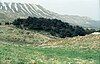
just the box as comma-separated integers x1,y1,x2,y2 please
0,2,99,29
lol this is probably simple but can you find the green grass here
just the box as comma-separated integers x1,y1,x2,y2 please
0,42,99,64
0,26,100,64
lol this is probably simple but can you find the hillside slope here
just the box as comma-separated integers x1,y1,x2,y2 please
0,25,51,44
0,2,99,29
0,25,100,64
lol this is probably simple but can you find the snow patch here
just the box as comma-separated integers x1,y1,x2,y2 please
92,32,100,35
15,3,18,11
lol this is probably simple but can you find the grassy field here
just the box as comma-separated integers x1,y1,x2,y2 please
0,26,100,64
0,26,51,44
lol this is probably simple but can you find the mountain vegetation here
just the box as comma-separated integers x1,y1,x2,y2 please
0,2,100,64
0,25,100,64
12,17,87,38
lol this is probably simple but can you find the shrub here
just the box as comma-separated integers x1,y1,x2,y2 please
13,17,87,38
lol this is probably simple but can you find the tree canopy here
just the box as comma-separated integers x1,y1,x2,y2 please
13,17,87,38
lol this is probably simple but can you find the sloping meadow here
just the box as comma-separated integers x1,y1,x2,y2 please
0,26,100,64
